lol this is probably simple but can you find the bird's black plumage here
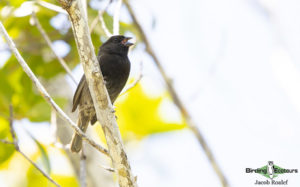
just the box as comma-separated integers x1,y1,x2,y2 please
70,35,133,152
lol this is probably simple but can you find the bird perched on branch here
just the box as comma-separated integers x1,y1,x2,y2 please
70,35,133,153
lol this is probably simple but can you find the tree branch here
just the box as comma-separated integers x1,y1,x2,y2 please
19,150,60,186
98,10,113,37
4,105,61,187
9,105,18,149
0,139,14,145
90,0,112,36
57,0,137,186
31,11,78,85
124,1,229,186
80,148,87,187
0,21,109,157
113,0,122,35
35,1,67,14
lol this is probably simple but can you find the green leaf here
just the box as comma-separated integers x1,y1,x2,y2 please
0,3,76,123
114,83,187,140
26,130,51,175
0,117,15,165
52,175,79,187
27,167,79,187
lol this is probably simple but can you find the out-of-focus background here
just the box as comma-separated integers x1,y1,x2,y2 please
1,0,300,186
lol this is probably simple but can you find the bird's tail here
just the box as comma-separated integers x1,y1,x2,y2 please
70,115,89,153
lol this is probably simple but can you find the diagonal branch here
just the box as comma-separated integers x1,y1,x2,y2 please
31,11,78,85
80,148,87,187
0,21,109,157
35,1,67,14
124,1,229,186
98,10,113,37
0,139,14,145
19,150,60,186
9,105,18,149
57,0,137,186
90,0,113,37
5,105,61,187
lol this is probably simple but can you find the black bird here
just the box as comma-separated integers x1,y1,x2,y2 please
70,35,133,152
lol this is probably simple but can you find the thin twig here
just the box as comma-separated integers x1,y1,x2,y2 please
124,1,229,186
121,61,143,95
0,139,14,145
90,0,113,36
89,15,99,34
113,0,123,35
19,151,60,186
9,105,18,150
35,1,68,14
31,11,78,85
80,147,87,187
6,105,61,187
0,21,109,157
98,10,113,37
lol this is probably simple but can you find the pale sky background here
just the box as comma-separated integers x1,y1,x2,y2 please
124,0,300,186
1,0,300,186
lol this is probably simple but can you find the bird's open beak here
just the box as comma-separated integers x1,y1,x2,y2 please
122,37,134,47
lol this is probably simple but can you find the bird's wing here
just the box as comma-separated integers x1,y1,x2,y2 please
72,54,105,113
72,76,86,112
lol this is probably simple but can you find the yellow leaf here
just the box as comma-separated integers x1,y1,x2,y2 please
114,83,186,140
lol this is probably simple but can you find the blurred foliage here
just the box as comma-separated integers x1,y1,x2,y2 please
0,0,186,186
94,82,187,143
117,83,186,140
27,132,51,174
0,117,15,164
25,148,79,187
27,165,79,187
0,0,74,121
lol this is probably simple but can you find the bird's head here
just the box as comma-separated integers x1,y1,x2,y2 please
100,35,134,55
